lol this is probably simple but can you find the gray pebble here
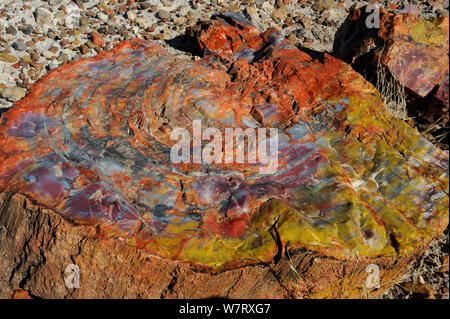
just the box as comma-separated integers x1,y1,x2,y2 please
157,10,171,20
6,25,17,35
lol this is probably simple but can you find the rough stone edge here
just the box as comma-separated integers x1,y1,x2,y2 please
0,192,437,299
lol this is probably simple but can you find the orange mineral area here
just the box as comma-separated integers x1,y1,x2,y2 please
0,12,448,270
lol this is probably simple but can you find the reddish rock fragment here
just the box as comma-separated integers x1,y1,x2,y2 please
91,32,105,47
333,7,449,126
9,289,32,299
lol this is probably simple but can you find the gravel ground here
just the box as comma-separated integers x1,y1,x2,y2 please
0,0,448,299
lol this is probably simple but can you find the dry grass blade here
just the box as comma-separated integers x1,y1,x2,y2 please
376,58,408,119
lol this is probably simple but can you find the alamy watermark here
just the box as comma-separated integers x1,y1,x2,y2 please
365,4,380,29
365,264,380,289
64,264,80,289
170,120,279,174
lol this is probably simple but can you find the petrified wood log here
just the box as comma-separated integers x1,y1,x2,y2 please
333,7,449,125
0,13,448,298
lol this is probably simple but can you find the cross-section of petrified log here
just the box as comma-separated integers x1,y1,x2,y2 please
333,7,449,125
0,192,439,298
0,12,448,298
